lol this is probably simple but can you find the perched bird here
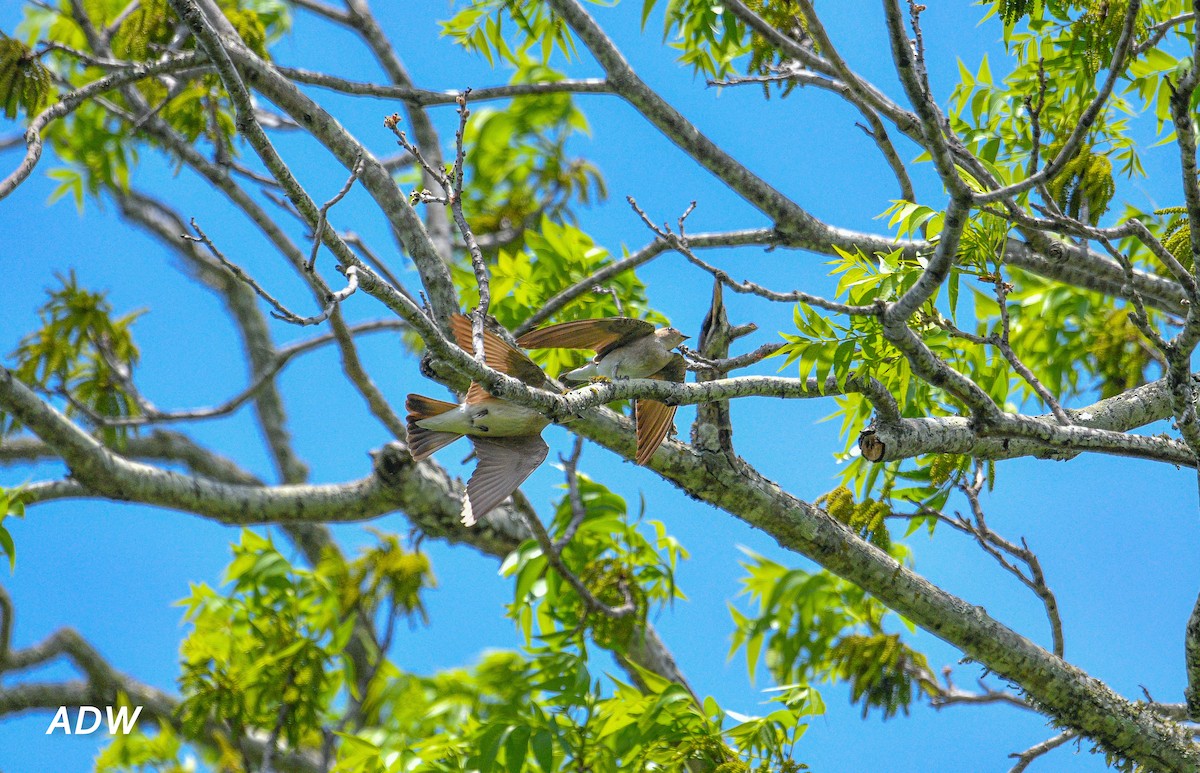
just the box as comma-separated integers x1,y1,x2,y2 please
406,314,554,526
517,318,688,465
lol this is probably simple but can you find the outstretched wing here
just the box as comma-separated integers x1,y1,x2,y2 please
517,318,655,358
633,354,686,466
450,313,551,388
460,434,549,526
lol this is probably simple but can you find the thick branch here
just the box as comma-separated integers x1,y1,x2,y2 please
861,374,1194,465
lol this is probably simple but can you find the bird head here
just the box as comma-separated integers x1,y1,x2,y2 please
657,327,690,348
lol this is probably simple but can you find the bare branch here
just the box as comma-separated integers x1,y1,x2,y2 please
520,501,636,620
544,0,903,255
515,228,777,335
46,321,404,429
555,436,588,550
918,463,1064,657
279,67,612,104
286,0,351,24
307,157,363,272
862,373,1199,467
184,221,360,327
880,0,971,197
1008,731,1077,773
991,271,1072,425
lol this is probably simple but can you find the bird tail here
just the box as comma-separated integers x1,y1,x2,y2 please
564,361,597,381
405,394,462,460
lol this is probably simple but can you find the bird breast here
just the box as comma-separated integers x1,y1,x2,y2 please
598,337,673,379
465,400,550,436
415,399,548,437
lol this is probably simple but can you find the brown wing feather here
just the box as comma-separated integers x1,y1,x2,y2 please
632,354,685,465
656,353,687,384
450,314,551,388
460,435,548,525
405,394,462,460
634,400,677,465
464,382,491,405
517,318,654,358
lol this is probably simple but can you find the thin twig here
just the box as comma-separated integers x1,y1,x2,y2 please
279,66,611,105
992,269,1072,425
185,220,358,326
1132,12,1194,57
307,157,363,271
515,228,779,335
593,285,623,315
343,232,413,301
1008,731,1077,773
54,321,405,428
519,506,635,619
928,668,1031,712
555,436,588,550
451,91,491,361
681,342,784,375
628,197,878,317
914,463,1065,657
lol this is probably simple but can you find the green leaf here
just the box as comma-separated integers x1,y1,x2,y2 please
504,724,530,773
641,0,657,28
0,524,14,571
530,728,554,771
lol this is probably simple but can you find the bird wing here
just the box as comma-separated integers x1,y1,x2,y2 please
517,318,655,358
633,354,686,465
657,353,687,384
464,382,491,405
405,393,462,460
450,313,551,388
460,434,549,526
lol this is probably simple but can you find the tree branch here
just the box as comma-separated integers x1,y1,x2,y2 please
861,372,1198,468
278,67,612,104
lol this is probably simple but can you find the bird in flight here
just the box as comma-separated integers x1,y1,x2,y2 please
517,317,688,465
407,314,555,526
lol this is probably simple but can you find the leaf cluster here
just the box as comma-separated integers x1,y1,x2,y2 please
6,272,142,446
334,644,813,772
95,702,187,773
1043,139,1115,225
827,633,937,719
975,269,1160,401
501,473,684,649
1153,205,1195,270
327,531,436,627
729,550,933,720
441,0,576,67
816,485,891,551
177,530,357,750
13,0,289,205
0,32,52,119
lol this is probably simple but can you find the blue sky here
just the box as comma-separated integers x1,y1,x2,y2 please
0,1,1196,771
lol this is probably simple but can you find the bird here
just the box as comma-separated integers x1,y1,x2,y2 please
406,314,554,526
517,317,688,465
